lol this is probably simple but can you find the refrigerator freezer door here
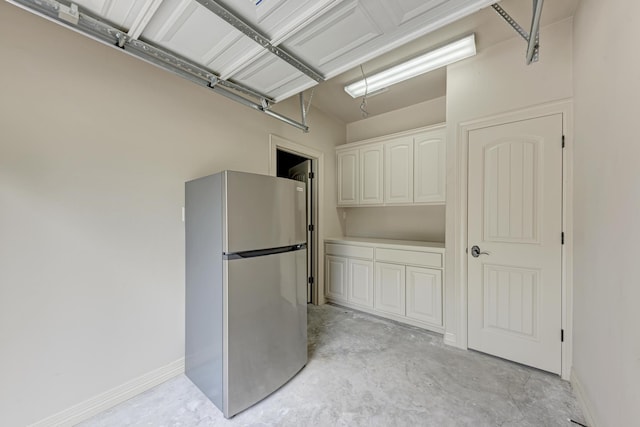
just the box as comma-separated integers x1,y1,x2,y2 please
225,171,306,254
224,248,307,417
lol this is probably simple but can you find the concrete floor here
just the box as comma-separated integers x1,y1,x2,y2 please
78,304,585,426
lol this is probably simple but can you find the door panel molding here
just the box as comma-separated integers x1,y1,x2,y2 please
448,99,574,380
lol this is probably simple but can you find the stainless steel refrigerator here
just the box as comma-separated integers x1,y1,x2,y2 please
185,170,307,418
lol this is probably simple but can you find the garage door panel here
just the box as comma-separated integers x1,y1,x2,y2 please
74,0,147,30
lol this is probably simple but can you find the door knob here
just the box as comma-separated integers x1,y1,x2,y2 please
471,245,490,258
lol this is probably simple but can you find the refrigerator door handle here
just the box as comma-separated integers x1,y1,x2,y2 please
224,243,306,260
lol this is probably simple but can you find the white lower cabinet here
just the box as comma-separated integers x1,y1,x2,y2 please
348,259,374,308
325,240,444,333
325,255,348,302
406,266,442,326
324,246,374,309
374,262,405,315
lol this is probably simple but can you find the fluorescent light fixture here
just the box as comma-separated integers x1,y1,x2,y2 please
344,34,476,98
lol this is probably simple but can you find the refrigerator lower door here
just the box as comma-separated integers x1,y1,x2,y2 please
223,248,307,417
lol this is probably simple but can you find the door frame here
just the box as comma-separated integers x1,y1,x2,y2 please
269,134,325,305
452,100,573,379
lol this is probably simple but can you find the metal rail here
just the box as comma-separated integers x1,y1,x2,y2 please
527,0,544,64
492,1,544,64
7,0,309,131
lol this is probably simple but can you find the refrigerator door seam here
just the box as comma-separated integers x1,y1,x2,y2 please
223,243,307,260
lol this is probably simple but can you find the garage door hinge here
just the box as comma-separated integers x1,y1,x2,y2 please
309,172,315,179
308,224,314,232
561,232,565,245
562,135,565,148
561,329,564,342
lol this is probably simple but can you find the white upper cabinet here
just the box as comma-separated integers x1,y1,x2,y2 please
414,129,446,204
337,124,446,206
384,137,414,204
337,149,359,206
359,144,384,205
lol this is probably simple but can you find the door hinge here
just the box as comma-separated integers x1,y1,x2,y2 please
308,276,314,284
562,135,565,148
561,329,564,342
308,172,315,179
308,224,315,232
561,232,565,245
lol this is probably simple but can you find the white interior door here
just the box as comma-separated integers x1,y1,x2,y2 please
467,114,563,374
289,160,313,303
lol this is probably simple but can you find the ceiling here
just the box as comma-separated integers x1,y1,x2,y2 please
10,0,579,127
37,0,499,100
10,0,498,121
312,0,580,123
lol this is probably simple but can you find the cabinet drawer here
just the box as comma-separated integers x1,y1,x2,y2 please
375,248,442,268
325,243,374,259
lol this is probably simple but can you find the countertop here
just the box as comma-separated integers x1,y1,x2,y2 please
324,237,445,253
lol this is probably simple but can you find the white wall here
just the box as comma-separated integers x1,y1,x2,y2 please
342,96,447,241
444,20,573,345
343,206,445,242
0,4,344,426
572,0,640,425
346,96,446,143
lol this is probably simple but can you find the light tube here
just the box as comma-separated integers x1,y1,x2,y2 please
344,34,476,98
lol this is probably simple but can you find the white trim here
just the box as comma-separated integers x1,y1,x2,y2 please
336,123,446,151
443,332,457,347
451,99,574,379
269,134,326,305
571,368,599,427
29,358,185,427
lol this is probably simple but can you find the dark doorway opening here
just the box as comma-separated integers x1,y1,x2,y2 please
277,151,308,177
276,149,315,304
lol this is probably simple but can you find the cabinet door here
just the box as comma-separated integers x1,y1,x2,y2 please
348,259,374,308
359,145,384,205
384,138,414,204
325,255,348,301
337,149,359,205
406,266,442,326
414,130,446,203
375,262,405,315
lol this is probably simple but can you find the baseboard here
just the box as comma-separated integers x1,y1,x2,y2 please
325,298,444,335
29,358,185,427
570,368,599,427
443,332,458,347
